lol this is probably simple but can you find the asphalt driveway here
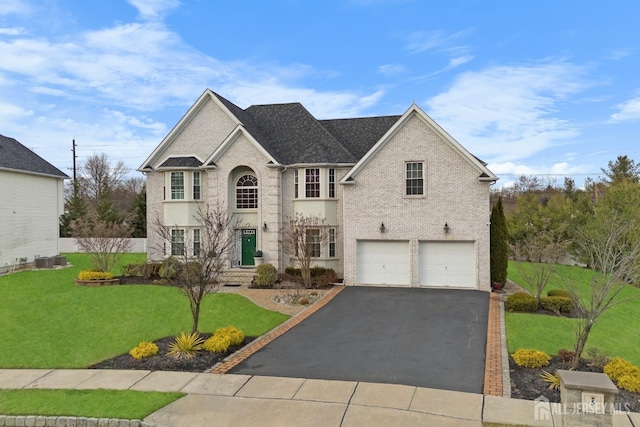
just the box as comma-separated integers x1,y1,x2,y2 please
230,287,489,394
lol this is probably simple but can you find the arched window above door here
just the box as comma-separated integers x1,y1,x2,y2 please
236,174,258,209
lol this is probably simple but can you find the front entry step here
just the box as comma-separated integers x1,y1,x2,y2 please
220,269,255,287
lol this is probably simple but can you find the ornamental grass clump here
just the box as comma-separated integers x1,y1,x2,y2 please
512,349,551,368
129,342,159,360
166,332,205,360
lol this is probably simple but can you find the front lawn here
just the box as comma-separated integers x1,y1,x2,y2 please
0,389,183,419
506,261,640,365
0,253,289,368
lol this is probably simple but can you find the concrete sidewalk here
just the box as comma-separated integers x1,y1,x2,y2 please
1,369,639,427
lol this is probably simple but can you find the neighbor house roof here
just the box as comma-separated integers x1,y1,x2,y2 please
0,134,69,178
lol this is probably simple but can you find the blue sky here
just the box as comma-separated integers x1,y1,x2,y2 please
1,0,639,188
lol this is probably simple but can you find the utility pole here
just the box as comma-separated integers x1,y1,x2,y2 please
72,139,78,197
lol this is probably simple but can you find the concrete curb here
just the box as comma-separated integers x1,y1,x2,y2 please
0,415,153,427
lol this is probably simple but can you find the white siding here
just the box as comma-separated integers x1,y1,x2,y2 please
0,170,64,272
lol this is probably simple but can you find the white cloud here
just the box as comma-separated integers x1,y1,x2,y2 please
0,27,26,35
426,61,589,163
126,0,180,19
0,0,30,15
377,63,407,77
405,29,473,54
610,96,640,122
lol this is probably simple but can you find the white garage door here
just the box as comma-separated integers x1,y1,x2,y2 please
357,241,410,286
419,242,476,288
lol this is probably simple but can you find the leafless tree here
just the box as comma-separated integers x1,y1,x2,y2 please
511,226,568,303
566,219,640,369
153,205,238,332
281,213,329,287
76,153,129,201
71,210,133,272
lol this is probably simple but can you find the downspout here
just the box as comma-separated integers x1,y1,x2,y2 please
279,166,287,274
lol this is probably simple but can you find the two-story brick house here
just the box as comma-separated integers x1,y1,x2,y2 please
139,89,497,290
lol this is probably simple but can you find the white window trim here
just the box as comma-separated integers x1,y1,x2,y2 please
404,161,426,198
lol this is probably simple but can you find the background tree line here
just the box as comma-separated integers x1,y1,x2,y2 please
59,153,146,238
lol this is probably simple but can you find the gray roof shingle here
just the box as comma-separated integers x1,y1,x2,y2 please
212,92,400,165
159,156,203,168
0,134,68,178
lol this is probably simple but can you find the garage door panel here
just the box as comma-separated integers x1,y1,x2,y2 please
357,241,410,286
419,242,476,288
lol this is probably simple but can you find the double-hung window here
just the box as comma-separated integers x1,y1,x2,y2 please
305,168,320,198
171,229,185,256
328,228,336,257
193,172,201,200
306,229,321,257
171,172,185,200
192,229,201,257
405,162,424,196
294,169,299,198
328,168,335,198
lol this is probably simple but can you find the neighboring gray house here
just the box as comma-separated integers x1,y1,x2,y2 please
0,135,69,274
139,89,497,290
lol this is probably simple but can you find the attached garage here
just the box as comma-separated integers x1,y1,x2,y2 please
357,240,410,286
419,241,476,288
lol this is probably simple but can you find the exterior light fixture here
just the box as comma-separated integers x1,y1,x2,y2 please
263,222,268,231
444,222,450,234
380,222,386,233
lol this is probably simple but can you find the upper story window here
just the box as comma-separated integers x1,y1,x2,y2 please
328,169,335,198
405,162,424,196
305,168,320,198
171,172,185,200
294,169,299,198
236,174,258,209
193,172,201,200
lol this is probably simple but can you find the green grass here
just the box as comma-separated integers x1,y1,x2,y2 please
506,261,640,364
0,253,289,368
0,389,183,419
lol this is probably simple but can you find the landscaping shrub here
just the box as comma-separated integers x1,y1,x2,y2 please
281,267,337,287
254,263,277,287
284,267,301,276
121,264,140,276
557,349,575,363
159,257,182,280
166,332,204,360
512,349,551,368
505,292,538,312
214,326,245,346
140,263,162,279
604,358,636,382
540,370,560,390
617,373,640,393
203,335,231,353
78,270,114,281
584,348,610,368
540,296,573,314
129,342,159,360
298,297,310,305
547,289,572,298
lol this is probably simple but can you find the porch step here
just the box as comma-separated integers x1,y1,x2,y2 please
220,269,256,287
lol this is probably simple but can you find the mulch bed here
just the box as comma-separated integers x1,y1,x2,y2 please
90,335,255,373
510,356,640,413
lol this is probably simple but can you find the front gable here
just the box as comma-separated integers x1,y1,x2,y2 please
138,89,242,171
341,104,496,185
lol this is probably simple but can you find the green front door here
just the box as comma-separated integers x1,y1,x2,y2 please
241,229,257,266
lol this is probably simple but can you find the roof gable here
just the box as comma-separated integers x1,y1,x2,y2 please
341,104,497,183
0,134,68,178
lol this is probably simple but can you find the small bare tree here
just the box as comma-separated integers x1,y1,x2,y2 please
566,219,640,369
281,213,329,287
71,210,133,272
511,227,568,303
154,205,237,332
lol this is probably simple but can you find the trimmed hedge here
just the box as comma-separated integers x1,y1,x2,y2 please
512,349,551,368
505,292,538,312
254,263,278,287
540,296,573,313
78,270,114,281
547,289,572,298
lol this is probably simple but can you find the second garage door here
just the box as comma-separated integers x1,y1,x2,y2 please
419,241,476,288
357,240,410,286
